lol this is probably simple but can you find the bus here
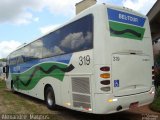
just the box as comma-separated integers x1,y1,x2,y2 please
4,3,155,114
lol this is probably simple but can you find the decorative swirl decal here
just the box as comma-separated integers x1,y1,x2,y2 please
14,64,74,87
110,27,142,38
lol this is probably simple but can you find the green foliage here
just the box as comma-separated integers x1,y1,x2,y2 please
156,87,160,98
155,53,160,64
0,58,6,62
0,79,5,89
151,51,160,112
155,73,160,81
0,80,59,119
154,51,160,90
150,97,160,112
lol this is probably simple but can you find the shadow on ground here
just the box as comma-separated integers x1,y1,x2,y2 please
11,91,144,120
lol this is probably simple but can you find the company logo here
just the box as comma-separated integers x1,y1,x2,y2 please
119,13,138,23
107,8,146,40
107,8,146,27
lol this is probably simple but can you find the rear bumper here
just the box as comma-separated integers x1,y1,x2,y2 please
92,87,155,114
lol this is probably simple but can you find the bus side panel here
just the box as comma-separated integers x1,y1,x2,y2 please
61,50,94,112
5,69,12,90
9,57,70,105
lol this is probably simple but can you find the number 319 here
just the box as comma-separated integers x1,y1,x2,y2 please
79,55,90,66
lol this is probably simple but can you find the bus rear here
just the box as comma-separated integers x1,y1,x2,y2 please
93,4,155,114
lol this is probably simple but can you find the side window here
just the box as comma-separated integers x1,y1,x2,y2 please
9,14,94,63
42,14,93,58
16,49,24,64
60,14,93,53
9,58,16,65
9,52,18,65
34,40,43,59
23,45,31,62
30,40,43,60
42,31,62,58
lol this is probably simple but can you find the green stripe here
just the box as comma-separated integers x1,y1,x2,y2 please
109,21,145,40
12,62,67,90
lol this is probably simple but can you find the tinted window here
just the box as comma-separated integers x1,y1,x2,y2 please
9,48,24,65
9,14,93,64
42,14,93,58
30,40,43,59
16,48,24,64
23,45,31,62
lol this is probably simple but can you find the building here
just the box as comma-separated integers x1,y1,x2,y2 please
148,1,160,87
147,0,160,43
75,0,96,14
147,1,160,55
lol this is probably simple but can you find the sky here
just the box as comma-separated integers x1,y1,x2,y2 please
0,0,157,59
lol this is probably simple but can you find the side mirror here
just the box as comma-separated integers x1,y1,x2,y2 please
3,65,9,79
3,66,6,73
3,65,9,74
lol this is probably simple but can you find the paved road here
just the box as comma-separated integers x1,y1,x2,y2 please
54,105,160,120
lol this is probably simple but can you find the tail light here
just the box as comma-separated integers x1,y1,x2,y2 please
100,66,111,92
100,73,110,78
101,87,110,92
100,67,110,71
101,80,110,85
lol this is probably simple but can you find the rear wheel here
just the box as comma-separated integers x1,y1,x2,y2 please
45,86,56,110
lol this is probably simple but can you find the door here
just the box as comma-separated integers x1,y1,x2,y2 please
112,54,152,97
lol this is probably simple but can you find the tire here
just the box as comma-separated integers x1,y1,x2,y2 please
45,87,56,110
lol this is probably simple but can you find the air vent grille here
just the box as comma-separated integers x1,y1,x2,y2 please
72,77,90,94
71,77,91,109
73,93,90,103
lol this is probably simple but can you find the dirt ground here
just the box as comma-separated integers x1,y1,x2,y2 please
51,105,160,120
0,79,159,120
1,92,159,120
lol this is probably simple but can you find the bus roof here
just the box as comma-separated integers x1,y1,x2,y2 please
8,3,146,56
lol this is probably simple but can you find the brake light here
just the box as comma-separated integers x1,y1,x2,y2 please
100,67,110,71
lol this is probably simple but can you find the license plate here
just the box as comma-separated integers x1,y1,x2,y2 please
129,102,139,109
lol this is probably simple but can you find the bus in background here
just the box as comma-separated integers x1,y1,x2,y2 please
4,3,155,114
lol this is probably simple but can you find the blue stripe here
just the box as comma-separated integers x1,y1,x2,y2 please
107,8,146,27
10,54,72,73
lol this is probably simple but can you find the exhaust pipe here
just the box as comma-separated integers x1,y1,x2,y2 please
117,105,122,111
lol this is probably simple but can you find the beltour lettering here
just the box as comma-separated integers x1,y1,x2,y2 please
119,13,138,23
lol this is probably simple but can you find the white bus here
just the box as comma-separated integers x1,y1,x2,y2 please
4,4,155,114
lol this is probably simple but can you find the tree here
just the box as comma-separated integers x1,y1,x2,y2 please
0,58,6,62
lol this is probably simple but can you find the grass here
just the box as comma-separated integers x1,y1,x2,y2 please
0,79,5,88
0,79,59,120
150,87,160,112
150,97,160,112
